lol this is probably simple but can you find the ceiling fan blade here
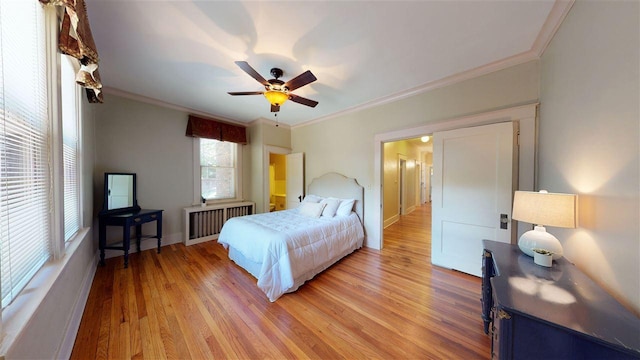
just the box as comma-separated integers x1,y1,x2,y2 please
271,104,280,112
228,91,264,96
289,94,318,108
235,61,269,86
284,70,317,91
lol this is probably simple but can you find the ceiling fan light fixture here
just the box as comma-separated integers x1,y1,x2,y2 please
264,90,289,106
229,61,317,111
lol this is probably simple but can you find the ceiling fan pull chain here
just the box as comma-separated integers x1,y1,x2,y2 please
274,112,279,127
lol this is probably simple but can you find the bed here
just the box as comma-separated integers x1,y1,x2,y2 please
218,172,365,301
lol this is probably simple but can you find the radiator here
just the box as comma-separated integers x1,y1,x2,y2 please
183,201,255,246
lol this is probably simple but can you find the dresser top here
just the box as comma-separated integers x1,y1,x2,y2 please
484,240,640,355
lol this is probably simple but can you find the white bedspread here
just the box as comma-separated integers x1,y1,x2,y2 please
218,209,364,301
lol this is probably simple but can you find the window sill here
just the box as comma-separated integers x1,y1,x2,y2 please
0,227,92,357
196,198,246,206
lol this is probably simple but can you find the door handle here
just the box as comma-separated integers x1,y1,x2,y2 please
500,214,508,229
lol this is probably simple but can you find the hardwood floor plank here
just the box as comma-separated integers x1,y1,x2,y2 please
72,204,490,359
70,258,108,360
141,253,182,359
137,317,159,360
245,302,311,359
107,268,124,359
126,264,143,359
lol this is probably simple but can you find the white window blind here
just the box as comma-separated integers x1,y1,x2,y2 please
61,55,79,241
0,0,52,307
200,138,236,200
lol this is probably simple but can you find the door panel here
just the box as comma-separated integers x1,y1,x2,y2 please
286,153,304,209
432,122,516,276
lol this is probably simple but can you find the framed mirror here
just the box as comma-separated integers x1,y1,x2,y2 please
101,172,139,214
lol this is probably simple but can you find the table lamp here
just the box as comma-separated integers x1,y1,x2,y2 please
512,190,578,260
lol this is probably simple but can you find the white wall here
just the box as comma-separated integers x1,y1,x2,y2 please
539,0,639,314
292,60,540,247
94,95,199,246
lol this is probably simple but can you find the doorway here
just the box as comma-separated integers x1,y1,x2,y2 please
269,153,287,212
263,146,305,213
264,145,290,214
372,104,538,251
382,138,432,229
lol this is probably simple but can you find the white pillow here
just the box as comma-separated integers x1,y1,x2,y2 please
302,194,324,203
320,197,341,218
298,201,326,218
336,198,355,217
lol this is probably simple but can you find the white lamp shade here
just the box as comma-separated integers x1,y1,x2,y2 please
512,190,578,259
512,191,578,228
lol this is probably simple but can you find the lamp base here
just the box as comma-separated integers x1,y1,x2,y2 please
518,226,563,260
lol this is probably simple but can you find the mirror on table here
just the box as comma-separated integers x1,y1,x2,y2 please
102,173,138,213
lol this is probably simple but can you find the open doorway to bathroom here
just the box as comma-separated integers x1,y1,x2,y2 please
269,153,287,212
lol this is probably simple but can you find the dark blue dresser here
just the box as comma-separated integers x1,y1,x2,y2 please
482,240,640,359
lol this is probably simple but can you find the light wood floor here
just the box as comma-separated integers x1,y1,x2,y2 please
71,204,490,359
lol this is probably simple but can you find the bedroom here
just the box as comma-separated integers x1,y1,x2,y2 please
0,0,638,358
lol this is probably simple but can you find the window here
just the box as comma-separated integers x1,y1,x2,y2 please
0,0,51,307
0,0,84,309
200,138,240,201
61,55,80,241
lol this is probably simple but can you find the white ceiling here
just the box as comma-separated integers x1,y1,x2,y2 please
86,0,563,127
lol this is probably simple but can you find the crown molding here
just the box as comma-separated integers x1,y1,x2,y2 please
293,50,539,129
293,0,573,130
102,86,248,127
531,0,575,57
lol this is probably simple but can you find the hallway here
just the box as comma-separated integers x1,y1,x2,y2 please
384,202,433,261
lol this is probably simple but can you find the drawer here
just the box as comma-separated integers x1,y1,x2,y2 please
132,212,160,224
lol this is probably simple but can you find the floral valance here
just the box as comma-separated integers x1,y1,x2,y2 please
40,0,103,103
186,115,247,144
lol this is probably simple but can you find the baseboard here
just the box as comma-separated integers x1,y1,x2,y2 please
383,214,399,229
56,253,98,359
185,234,219,246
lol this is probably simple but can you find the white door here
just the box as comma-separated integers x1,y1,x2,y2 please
431,122,516,277
286,153,304,209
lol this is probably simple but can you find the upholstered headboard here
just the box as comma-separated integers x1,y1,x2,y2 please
307,172,364,223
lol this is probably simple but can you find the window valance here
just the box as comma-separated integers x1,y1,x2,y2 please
40,0,103,103
186,115,247,144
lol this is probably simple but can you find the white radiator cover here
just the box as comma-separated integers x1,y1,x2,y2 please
183,201,255,246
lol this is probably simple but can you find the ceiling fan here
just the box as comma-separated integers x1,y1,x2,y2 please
228,61,318,113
